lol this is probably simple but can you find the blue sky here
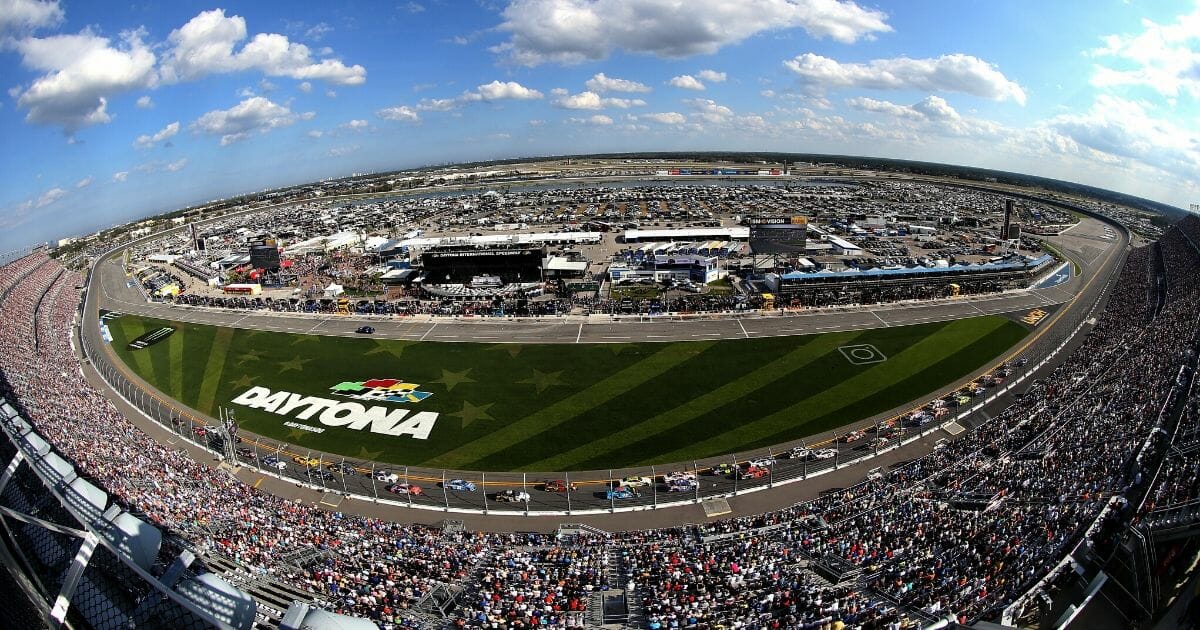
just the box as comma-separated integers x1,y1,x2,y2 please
2,0,1198,252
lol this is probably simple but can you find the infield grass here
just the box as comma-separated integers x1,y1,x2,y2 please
105,314,1028,471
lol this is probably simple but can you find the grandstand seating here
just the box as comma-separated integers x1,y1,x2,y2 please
1,216,1200,627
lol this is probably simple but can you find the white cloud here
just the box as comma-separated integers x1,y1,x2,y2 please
328,145,359,157
304,22,331,41
847,96,923,119
0,0,63,35
12,28,158,133
298,81,312,93
685,98,733,122
669,75,706,91
133,120,180,149
35,187,66,208
1044,95,1200,179
325,89,336,98
494,0,890,66
75,175,92,188
342,118,369,130
416,80,544,112
552,90,646,109
528,119,546,126
1090,5,1200,100
165,157,188,172
569,114,613,125
847,94,1003,139
112,171,128,182
639,111,687,125
697,69,727,83
307,129,324,138
472,80,543,101
784,53,1027,104
161,9,366,86
585,72,651,93
191,96,305,145
135,95,153,108
376,105,420,122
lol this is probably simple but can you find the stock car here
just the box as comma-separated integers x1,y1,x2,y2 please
810,448,838,460
786,447,810,459
621,476,653,488
235,447,255,459
667,478,698,492
606,486,641,500
444,479,477,492
386,483,423,496
737,466,770,480
661,471,697,484
293,455,323,467
191,426,207,437
748,457,776,468
327,461,359,475
261,456,287,470
355,326,375,334
494,490,531,503
542,479,577,492
306,469,335,482
710,463,737,476
375,471,400,483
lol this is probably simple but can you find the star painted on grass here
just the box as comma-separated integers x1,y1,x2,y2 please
606,343,632,356
356,446,383,460
487,343,523,358
431,368,475,391
520,369,566,394
450,400,495,429
365,340,409,360
291,334,319,345
286,428,310,441
279,356,311,372
236,349,265,365
229,374,256,389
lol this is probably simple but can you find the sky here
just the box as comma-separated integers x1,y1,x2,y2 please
1,0,1199,252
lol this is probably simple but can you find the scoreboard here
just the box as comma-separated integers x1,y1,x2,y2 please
747,216,808,254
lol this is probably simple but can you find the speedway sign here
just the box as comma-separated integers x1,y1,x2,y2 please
231,380,438,439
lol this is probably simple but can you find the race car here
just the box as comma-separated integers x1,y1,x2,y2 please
375,471,399,483
444,479,477,492
709,463,738,476
621,475,653,488
292,455,322,467
667,478,698,492
387,483,422,496
235,447,255,459
661,470,697,484
738,466,770,480
327,461,359,475
306,469,335,481
843,430,866,443
494,490,531,503
261,456,287,470
786,447,811,460
542,479,577,492
606,486,641,500
191,426,207,437
810,448,838,460
747,457,776,468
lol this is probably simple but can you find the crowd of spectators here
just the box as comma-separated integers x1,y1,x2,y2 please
2,217,1200,628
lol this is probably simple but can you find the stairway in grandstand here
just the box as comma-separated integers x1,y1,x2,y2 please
600,546,642,628
201,554,326,628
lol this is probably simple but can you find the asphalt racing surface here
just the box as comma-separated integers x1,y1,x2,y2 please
79,210,1126,530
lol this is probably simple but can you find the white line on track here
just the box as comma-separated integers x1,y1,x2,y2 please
737,319,750,338
418,323,437,341
692,333,722,337
870,311,891,327
575,322,583,343
602,336,631,339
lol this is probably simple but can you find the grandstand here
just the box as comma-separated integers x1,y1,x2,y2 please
4,210,1200,628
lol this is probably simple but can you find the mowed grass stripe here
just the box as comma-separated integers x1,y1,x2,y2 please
194,326,234,415
429,341,714,468
524,331,859,471
739,319,1028,452
484,335,811,470
120,319,156,378
649,317,1008,463
167,323,184,400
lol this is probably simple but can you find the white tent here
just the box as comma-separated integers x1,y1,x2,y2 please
324,283,344,297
